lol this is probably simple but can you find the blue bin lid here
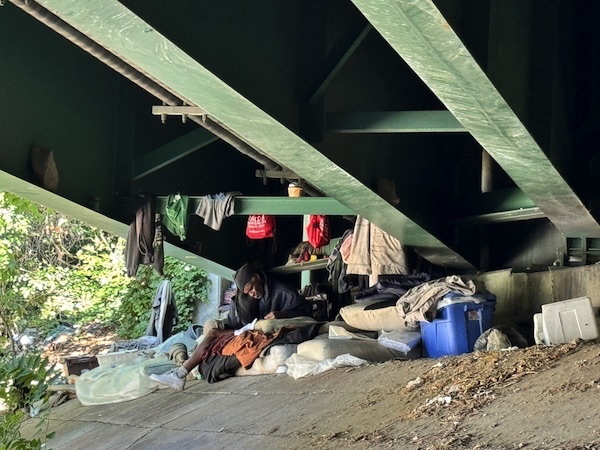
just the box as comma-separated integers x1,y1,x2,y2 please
444,291,496,302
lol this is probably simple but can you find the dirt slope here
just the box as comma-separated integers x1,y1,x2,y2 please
308,340,600,450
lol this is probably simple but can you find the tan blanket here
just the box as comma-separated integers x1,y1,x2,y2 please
396,275,476,328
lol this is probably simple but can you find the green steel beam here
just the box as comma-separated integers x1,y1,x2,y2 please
351,0,600,238
35,0,474,269
456,188,544,226
233,196,354,215
308,24,372,105
0,170,235,280
456,207,543,226
133,128,218,180
157,196,355,216
467,188,537,216
327,111,465,133
236,194,543,223
157,192,544,225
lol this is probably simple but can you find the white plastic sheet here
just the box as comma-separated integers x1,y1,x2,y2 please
285,353,368,380
75,356,168,406
377,329,421,354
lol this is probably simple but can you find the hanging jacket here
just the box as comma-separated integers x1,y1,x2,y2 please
326,229,353,294
145,279,178,344
125,194,164,277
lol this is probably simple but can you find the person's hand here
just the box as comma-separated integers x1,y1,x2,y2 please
264,311,286,320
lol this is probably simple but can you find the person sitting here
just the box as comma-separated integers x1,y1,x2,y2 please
150,263,312,390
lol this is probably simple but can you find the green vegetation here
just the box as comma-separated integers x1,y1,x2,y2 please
116,259,209,339
0,191,210,354
0,191,211,447
0,353,60,449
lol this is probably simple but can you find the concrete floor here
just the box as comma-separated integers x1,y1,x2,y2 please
20,365,404,450
20,341,600,450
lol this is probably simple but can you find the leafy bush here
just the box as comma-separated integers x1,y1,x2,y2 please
0,411,48,450
115,258,210,339
0,192,131,346
0,191,213,352
0,353,59,449
0,353,60,413
29,237,131,330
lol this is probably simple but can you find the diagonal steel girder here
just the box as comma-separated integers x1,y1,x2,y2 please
32,0,473,269
351,0,600,238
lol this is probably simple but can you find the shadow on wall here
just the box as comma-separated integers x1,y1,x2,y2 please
470,264,600,344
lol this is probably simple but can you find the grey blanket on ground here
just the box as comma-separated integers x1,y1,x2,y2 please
396,275,476,329
194,191,241,231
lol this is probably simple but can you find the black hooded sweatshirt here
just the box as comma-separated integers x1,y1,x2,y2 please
226,271,312,329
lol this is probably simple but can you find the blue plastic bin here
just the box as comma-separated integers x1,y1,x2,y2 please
420,301,495,358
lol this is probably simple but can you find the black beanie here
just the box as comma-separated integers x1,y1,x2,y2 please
233,263,260,290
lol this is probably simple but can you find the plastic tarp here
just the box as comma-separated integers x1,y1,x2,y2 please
150,328,200,355
75,356,169,406
377,329,421,354
285,353,368,380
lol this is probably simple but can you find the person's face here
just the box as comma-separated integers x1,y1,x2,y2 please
243,275,264,299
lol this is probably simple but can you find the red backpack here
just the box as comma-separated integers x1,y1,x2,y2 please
245,214,276,239
306,215,331,248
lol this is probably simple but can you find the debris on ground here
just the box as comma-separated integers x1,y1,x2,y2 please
40,322,117,374
403,340,584,420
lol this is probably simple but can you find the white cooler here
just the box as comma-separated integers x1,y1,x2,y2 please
542,296,598,344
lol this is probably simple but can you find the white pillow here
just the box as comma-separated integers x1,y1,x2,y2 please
297,337,406,362
317,320,377,337
339,300,405,331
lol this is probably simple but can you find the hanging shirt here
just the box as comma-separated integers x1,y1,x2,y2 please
194,191,241,231
163,193,189,241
